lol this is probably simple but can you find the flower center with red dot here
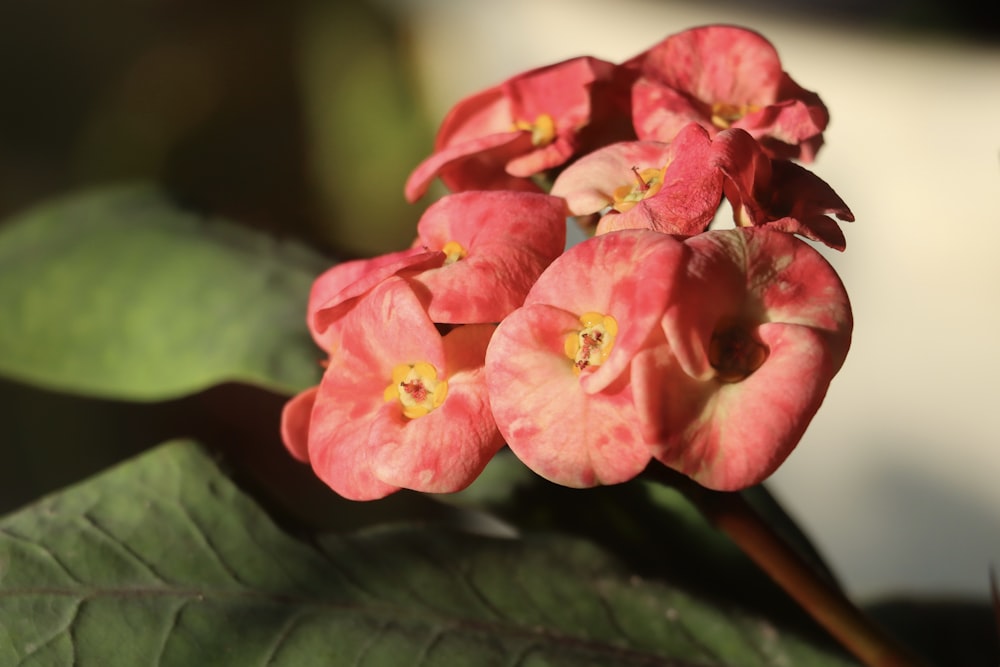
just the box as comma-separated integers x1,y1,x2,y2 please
612,166,667,213
384,362,448,418
564,312,618,375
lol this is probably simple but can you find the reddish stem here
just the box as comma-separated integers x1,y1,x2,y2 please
643,463,930,667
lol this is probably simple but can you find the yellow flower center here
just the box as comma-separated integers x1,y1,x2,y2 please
611,166,667,213
384,362,448,418
710,102,760,129
513,113,556,146
564,311,618,375
441,240,467,265
708,324,768,382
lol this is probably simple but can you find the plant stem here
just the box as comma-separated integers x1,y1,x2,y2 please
643,463,931,667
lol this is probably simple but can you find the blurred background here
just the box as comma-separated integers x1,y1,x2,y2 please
1,0,998,609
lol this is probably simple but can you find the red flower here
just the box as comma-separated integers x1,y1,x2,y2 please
712,128,854,250
486,230,684,487
281,277,502,500
404,56,633,202
648,228,853,490
550,124,723,236
625,25,828,162
309,191,567,335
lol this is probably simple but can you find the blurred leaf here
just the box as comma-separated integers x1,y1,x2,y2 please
0,440,861,667
0,183,329,401
296,1,432,257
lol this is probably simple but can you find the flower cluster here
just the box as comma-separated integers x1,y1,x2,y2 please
282,25,854,499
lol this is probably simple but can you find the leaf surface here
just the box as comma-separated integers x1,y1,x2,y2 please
0,441,861,666
0,184,328,400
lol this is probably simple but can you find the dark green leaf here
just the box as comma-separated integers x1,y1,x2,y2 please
0,441,860,666
449,449,842,629
0,184,329,400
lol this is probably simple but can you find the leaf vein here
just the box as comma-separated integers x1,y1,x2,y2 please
259,607,308,667
79,511,171,585
177,503,250,588
0,526,87,587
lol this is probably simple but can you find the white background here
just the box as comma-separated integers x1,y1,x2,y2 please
392,0,1000,601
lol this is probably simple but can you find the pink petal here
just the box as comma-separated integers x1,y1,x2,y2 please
551,140,676,215
280,385,318,463
630,78,707,143
654,322,839,490
305,277,445,500
410,191,568,323
713,128,852,250
486,304,651,487
651,228,852,490
311,248,444,344
525,229,685,394
625,26,827,161
404,55,625,201
404,131,537,202
367,324,504,493
628,25,783,107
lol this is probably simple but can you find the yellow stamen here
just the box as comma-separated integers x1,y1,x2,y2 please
564,311,618,375
513,113,556,146
710,102,760,129
441,240,467,265
384,362,449,418
611,165,667,213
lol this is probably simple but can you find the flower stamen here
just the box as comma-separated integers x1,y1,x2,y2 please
564,311,618,375
441,240,467,265
611,166,667,212
384,362,449,418
513,113,556,146
710,101,760,129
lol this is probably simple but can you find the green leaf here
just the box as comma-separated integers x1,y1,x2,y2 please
449,449,843,630
0,184,329,400
0,441,861,666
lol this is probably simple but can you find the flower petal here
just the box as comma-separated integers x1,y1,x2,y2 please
486,304,651,487
409,191,568,323
368,324,504,493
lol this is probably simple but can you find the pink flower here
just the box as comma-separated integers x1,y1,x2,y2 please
404,56,633,202
624,25,828,162
485,229,685,487
647,228,852,491
310,191,567,335
712,128,854,251
404,191,568,323
550,124,723,236
281,277,503,500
